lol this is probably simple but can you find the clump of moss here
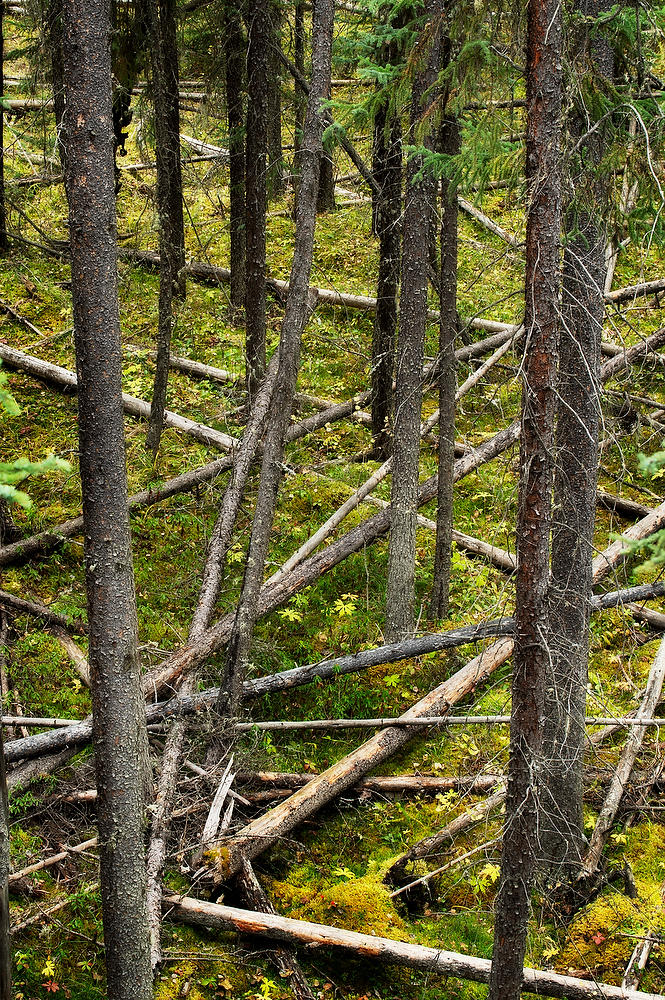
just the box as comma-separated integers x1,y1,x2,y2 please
272,861,405,939
557,879,664,984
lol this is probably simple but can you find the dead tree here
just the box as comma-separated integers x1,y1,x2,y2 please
244,0,270,402
225,0,246,312
541,0,613,878
430,113,459,618
386,4,442,640
61,2,152,996
0,0,6,252
145,0,186,455
370,98,401,459
488,0,562,996
220,0,334,712
0,615,10,1000
267,1,285,199
45,0,66,170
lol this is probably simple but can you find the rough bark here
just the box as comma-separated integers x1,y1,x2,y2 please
0,616,11,1000
244,0,269,401
225,0,246,312
386,5,442,640
145,0,186,455
45,0,66,171
162,903,662,1000
488,0,562,996
0,0,6,253
221,0,334,712
430,114,459,618
541,0,612,877
370,101,401,459
267,2,285,199
61,3,152,996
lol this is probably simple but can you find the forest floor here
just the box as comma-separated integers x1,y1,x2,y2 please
2,10,665,1000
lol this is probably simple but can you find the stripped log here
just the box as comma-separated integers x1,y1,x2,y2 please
582,636,665,877
234,772,503,795
9,837,97,883
4,580,664,765
0,343,239,452
163,895,663,1000
208,530,665,880
48,628,90,685
235,861,315,1000
211,638,515,881
596,490,652,520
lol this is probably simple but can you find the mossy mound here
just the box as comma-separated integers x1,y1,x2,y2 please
272,861,405,939
557,878,664,985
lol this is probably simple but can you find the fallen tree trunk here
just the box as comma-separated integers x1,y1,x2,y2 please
0,590,86,634
385,790,506,887
163,895,663,1000
5,580,664,764
0,343,239,452
605,278,665,305
582,636,665,877
596,490,653,520
234,771,504,794
211,637,515,880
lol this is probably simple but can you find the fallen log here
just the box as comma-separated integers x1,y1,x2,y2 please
389,837,500,898
385,790,506,887
207,532,665,880
457,196,521,248
0,342,239,453
600,326,665,382
234,772,504,795
211,638,515,880
592,499,665,582
142,419,523,696
596,490,653,520
0,590,86,634
623,935,657,993
163,895,663,1000
9,836,98,883
48,628,90,685
5,580,664,764
235,861,315,1000
606,278,665,305
582,636,665,877
0,452,235,568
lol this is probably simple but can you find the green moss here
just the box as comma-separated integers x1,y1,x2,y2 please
272,861,405,939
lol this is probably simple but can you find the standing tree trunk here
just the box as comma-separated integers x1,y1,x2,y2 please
0,0,7,253
221,0,334,713
267,1,284,199
293,1,306,155
244,0,269,403
429,114,459,619
370,101,401,460
61,4,152,997
487,0,562,996
45,0,67,171
385,8,441,641
540,0,613,878
145,0,186,456
225,0,246,314
0,616,10,1000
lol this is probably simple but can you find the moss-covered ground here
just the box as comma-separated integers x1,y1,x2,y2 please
2,9,665,1000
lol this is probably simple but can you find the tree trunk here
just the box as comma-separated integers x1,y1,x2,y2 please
0,0,6,253
145,0,186,456
385,6,441,641
488,0,562,997
0,616,11,1000
429,114,459,618
164,895,665,1000
220,0,334,713
541,0,613,878
267,1,284,199
61,3,152,997
225,1,246,313
45,0,66,171
244,0,269,402
370,101,401,460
